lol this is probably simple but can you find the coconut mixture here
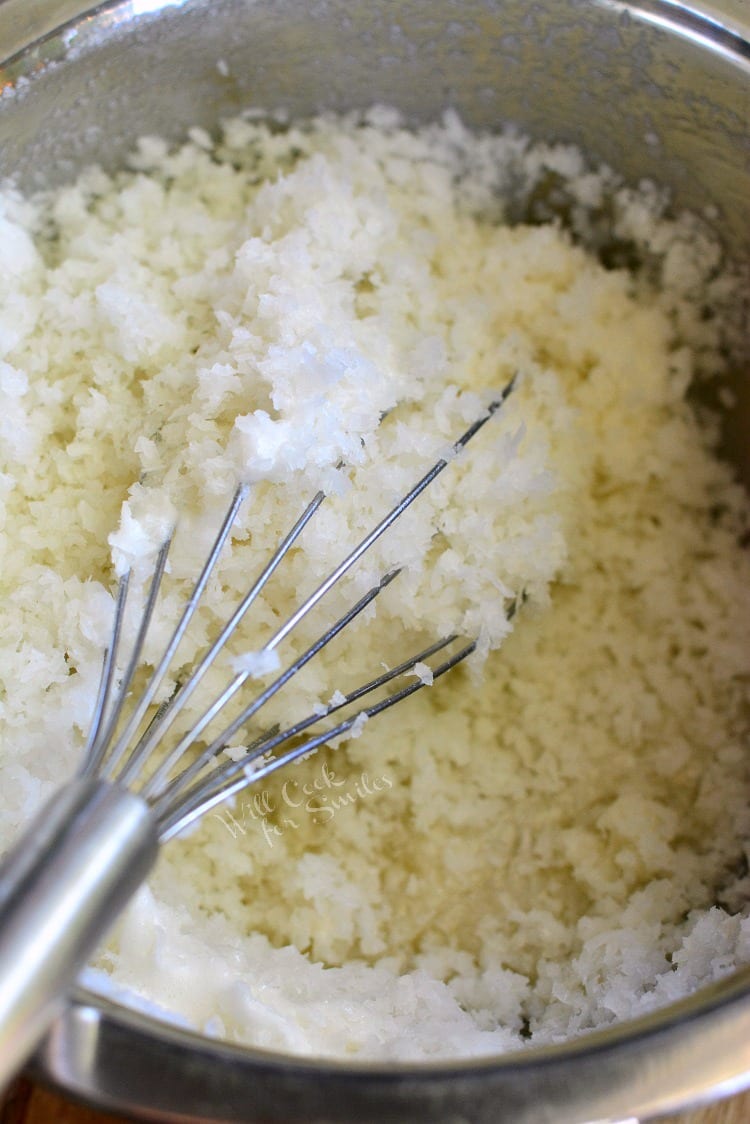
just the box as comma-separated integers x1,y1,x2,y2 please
1,108,749,1059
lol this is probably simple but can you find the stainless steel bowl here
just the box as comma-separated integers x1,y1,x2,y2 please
1,1,748,1120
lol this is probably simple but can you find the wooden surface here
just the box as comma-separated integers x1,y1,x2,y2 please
650,1097,750,1124
2,1080,750,1123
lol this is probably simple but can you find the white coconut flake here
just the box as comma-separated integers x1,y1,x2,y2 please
410,662,434,687
231,648,282,679
222,744,249,763
348,712,369,739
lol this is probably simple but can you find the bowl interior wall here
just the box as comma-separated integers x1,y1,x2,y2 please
1,0,747,479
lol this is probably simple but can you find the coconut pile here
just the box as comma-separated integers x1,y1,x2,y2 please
0,108,749,1059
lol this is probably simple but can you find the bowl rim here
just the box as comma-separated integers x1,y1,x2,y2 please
4,0,750,1119
30,967,750,1121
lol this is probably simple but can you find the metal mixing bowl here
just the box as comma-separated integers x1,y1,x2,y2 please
1,1,748,1120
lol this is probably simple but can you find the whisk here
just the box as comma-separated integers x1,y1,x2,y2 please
0,378,515,1086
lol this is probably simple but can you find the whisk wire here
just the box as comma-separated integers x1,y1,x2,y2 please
100,483,249,781
82,571,130,772
143,567,402,802
93,377,516,822
158,632,462,821
152,379,515,798
264,376,515,655
119,490,325,789
158,636,475,841
87,538,172,778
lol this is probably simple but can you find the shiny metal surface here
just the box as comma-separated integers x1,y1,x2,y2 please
0,779,157,1090
0,0,748,255
0,1,748,1121
33,969,750,1123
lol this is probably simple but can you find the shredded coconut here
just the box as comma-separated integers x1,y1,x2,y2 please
0,109,748,1061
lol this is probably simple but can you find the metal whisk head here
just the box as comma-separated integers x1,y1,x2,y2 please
0,379,516,1086
79,378,516,842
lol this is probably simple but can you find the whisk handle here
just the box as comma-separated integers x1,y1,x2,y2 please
0,777,158,1090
